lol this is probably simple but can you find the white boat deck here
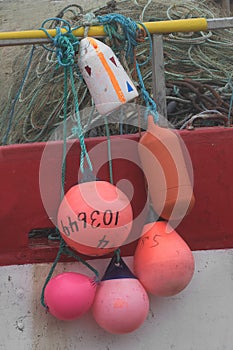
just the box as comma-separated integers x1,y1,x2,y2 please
1,249,233,350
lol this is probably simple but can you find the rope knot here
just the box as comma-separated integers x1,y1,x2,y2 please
39,18,79,67
97,13,140,61
136,27,147,43
54,27,79,66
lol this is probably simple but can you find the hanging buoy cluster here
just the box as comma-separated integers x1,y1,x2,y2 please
42,28,195,335
44,256,149,334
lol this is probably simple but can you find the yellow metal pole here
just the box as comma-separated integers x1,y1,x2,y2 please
0,18,208,41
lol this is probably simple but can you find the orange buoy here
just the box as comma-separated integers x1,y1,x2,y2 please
57,181,133,256
138,115,195,221
134,221,195,296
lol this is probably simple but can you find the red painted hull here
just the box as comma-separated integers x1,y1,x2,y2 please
1,127,233,265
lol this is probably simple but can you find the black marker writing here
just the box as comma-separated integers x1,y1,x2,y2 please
151,234,161,248
61,210,120,235
97,235,109,248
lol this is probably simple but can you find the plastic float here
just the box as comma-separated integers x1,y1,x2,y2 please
92,254,149,334
78,37,138,115
57,181,133,256
138,115,195,221
134,221,195,296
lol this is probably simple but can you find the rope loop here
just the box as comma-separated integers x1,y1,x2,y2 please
40,17,79,66
98,14,140,61
97,13,158,121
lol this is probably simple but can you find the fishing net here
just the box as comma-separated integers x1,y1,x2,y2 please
1,0,233,144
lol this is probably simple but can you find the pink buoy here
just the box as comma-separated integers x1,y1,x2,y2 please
134,221,195,296
44,272,96,320
92,255,149,334
57,181,133,256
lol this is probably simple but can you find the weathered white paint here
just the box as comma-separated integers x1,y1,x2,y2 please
0,250,233,350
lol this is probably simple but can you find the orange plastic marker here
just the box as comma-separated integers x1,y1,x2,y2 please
138,115,195,221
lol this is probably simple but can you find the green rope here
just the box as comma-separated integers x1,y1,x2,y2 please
40,67,69,307
40,239,66,307
2,46,35,145
40,19,99,309
63,247,100,281
104,116,114,185
69,65,93,174
114,248,121,264
61,66,68,197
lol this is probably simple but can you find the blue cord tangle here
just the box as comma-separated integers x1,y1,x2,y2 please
98,13,159,122
39,17,79,66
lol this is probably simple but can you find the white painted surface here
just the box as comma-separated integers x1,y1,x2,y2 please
0,250,233,350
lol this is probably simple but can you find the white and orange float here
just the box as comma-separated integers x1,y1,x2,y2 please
57,181,133,256
92,255,149,334
138,115,195,221
134,221,195,296
78,37,138,115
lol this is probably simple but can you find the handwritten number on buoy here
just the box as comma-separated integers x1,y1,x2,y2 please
103,210,113,225
61,210,120,236
77,212,87,228
114,211,119,226
90,210,101,228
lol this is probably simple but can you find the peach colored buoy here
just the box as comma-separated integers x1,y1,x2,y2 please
44,272,96,320
57,181,133,256
92,255,149,334
138,115,195,221
134,221,195,296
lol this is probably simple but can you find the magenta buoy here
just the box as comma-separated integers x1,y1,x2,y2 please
44,272,96,320
92,256,149,334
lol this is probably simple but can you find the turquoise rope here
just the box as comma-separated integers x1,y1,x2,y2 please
41,67,69,307
98,13,139,62
104,116,114,184
40,18,99,308
98,13,159,122
114,248,121,264
3,46,35,145
61,66,68,197
69,65,93,173
228,86,233,127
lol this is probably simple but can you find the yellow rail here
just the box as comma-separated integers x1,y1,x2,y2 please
0,18,208,41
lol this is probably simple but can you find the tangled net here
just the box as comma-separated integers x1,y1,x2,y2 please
1,0,233,144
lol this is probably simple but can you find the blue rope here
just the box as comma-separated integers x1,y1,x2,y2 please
228,81,233,126
3,46,35,145
39,18,79,66
41,18,93,173
136,62,159,122
98,14,139,62
136,22,153,67
104,116,114,184
98,13,159,122
40,20,98,307
69,65,93,173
